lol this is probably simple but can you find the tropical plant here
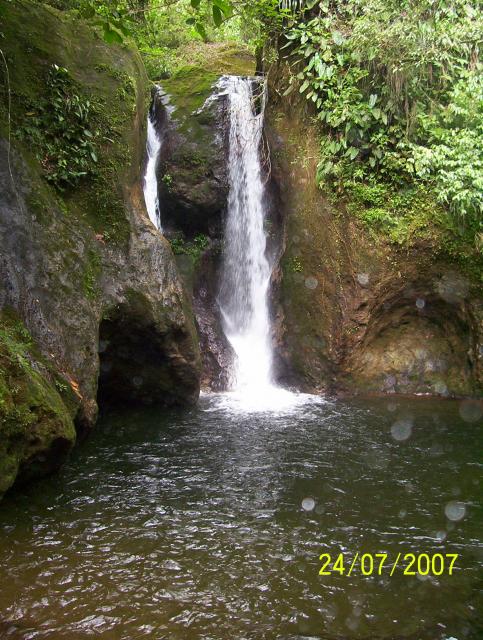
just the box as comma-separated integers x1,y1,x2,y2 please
18,64,98,188
281,0,482,226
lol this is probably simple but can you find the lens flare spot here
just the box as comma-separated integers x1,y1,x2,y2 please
301,497,316,512
444,500,466,522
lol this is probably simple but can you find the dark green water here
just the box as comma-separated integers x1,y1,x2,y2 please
0,395,481,639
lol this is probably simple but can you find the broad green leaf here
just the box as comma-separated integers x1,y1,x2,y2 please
195,22,207,40
213,0,232,16
212,5,223,27
190,0,201,7
103,26,123,44
332,31,344,46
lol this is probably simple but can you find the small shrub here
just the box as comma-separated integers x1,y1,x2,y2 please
18,64,98,189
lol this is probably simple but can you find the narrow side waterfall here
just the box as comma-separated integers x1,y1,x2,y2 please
143,110,162,230
218,75,283,408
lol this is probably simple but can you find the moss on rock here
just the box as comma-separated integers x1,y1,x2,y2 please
266,90,483,398
0,0,150,247
0,310,76,498
161,42,255,117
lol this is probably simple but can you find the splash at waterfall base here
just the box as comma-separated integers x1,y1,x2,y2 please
215,75,319,412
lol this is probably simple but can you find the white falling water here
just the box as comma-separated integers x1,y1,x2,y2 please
218,76,305,411
143,112,162,230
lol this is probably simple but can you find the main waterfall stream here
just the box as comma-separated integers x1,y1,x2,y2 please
218,76,273,392
217,76,309,411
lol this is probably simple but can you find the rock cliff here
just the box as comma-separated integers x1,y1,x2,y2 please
266,70,482,398
0,0,201,498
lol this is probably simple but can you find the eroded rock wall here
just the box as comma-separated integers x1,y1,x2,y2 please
0,0,201,498
266,77,482,398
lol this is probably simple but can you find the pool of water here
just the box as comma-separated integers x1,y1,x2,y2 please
0,395,481,639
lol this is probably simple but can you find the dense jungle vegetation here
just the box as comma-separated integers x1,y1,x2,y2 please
4,0,482,252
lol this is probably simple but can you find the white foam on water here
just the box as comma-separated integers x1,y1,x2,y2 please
201,388,326,415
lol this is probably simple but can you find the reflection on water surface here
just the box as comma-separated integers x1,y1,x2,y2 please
0,395,481,639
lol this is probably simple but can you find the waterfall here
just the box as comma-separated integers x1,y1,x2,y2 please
218,75,275,400
143,109,162,230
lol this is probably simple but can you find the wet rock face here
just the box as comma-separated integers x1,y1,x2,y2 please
340,278,478,396
153,47,255,241
150,83,234,387
191,252,235,390
266,93,482,398
155,80,230,239
98,294,200,408
0,0,201,498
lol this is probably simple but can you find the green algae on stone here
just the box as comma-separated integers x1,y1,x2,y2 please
0,0,149,247
0,311,76,498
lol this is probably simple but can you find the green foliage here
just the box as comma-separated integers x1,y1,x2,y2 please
187,0,234,41
82,249,102,299
45,0,134,43
17,64,98,188
235,0,288,50
54,378,69,393
162,172,173,188
409,70,483,222
286,256,303,273
0,314,33,371
44,0,269,79
346,181,437,244
170,233,210,260
282,0,482,229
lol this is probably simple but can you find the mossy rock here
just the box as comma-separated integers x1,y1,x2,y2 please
0,1,202,501
161,42,255,119
0,310,76,498
0,0,150,246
